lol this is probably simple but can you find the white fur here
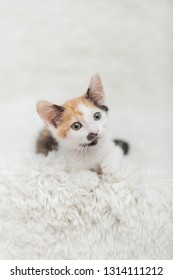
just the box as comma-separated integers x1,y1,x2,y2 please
58,135,123,173
50,102,123,173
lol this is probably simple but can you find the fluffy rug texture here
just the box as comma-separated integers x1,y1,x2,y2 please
0,0,173,259
0,152,173,259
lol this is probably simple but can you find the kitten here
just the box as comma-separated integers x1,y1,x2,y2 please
36,74,129,174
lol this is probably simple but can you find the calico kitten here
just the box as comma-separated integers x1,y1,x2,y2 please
36,74,129,174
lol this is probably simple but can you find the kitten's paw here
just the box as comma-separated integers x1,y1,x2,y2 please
101,163,117,177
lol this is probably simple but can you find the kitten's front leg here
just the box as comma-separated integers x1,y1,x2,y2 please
100,145,123,176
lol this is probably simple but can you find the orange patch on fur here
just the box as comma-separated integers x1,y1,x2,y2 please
57,95,95,138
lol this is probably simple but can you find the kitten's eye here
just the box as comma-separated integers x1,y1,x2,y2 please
93,112,102,121
71,122,82,131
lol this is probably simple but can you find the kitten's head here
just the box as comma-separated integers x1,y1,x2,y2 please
37,73,109,151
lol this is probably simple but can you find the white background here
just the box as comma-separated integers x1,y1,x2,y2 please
0,0,172,172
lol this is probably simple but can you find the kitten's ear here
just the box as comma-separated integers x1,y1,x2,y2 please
85,73,105,105
36,100,65,128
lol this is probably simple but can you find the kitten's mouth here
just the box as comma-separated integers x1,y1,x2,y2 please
80,137,98,148
87,138,98,146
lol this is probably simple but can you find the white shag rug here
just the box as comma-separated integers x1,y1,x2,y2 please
0,0,173,259
0,153,173,259
0,152,173,259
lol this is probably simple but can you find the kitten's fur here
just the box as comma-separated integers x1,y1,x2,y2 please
36,74,129,174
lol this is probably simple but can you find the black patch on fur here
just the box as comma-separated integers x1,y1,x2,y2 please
113,139,129,155
97,104,109,112
85,88,109,113
36,129,59,156
87,132,97,141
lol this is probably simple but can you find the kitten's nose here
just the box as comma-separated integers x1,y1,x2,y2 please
87,132,97,141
